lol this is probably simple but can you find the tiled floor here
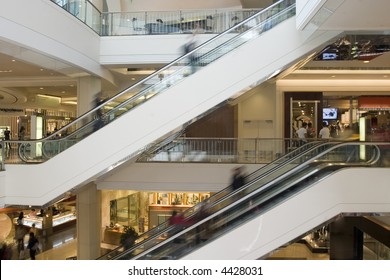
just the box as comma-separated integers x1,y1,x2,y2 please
5,225,77,260
6,224,328,260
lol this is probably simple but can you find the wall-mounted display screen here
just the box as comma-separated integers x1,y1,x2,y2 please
323,108,338,119
322,53,337,60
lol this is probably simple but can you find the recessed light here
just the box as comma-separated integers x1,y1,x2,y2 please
363,60,370,63
331,75,336,78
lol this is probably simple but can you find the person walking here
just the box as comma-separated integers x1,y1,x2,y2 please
4,127,11,149
19,126,26,140
296,122,308,145
93,92,106,131
27,232,39,260
15,211,26,257
183,32,199,74
318,122,331,139
231,166,246,191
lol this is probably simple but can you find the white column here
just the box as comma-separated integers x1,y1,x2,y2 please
77,76,102,117
274,82,283,138
76,183,101,260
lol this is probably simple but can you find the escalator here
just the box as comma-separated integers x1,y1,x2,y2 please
3,0,341,207
98,140,324,259
100,142,390,260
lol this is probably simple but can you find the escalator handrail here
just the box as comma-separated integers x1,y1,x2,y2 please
16,0,295,163
115,141,383,259
98,140,338,259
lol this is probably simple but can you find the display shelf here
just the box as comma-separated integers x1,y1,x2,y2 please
52,212,77,226
14,212,76,229
15,216,43,229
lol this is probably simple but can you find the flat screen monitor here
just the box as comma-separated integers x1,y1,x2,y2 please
323,108,338,120
322,53,337,60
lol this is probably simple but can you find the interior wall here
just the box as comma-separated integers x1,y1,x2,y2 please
120,78,277,139
185,105,236,138
238,83,277,138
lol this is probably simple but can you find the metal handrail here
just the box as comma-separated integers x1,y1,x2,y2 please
51,0,262,36
121,142,384,260
10,0,296,164
97,140,327,260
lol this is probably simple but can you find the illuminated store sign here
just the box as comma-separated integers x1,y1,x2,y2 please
358,96,390,110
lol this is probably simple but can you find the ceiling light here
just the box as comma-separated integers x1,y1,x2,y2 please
126,69,156,75
62,101,77,105
37,94,61,102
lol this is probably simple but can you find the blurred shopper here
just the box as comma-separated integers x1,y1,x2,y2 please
27,232,39,260
307,122,315,138
169,210,187,243
183,32,199,74
15,211,26,257
93,92,106,131
296,122,308,145
231,166,246,191
169,210,185,227
0,243,13,260
19,126,26,140
4,127,11,149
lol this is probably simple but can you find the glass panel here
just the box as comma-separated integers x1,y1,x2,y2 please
291,100,319,140
364,233,390,260
116,197,129,226
98,142,384,260
11,0,296,164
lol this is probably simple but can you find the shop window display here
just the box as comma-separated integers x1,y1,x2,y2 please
104,191,211,245
185,193,200,205
109,193,139,228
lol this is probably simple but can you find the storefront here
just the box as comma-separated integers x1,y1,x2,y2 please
13,205,77,235
285,93,390,141
102,190,211,245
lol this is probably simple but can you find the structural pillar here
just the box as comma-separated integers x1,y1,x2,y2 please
41,207,53,250
76,182,101,260
77,76,102,116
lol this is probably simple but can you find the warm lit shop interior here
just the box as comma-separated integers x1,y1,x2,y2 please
0,108,75,142
101,190,212,245
11,197,77,237
291,95,390,141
